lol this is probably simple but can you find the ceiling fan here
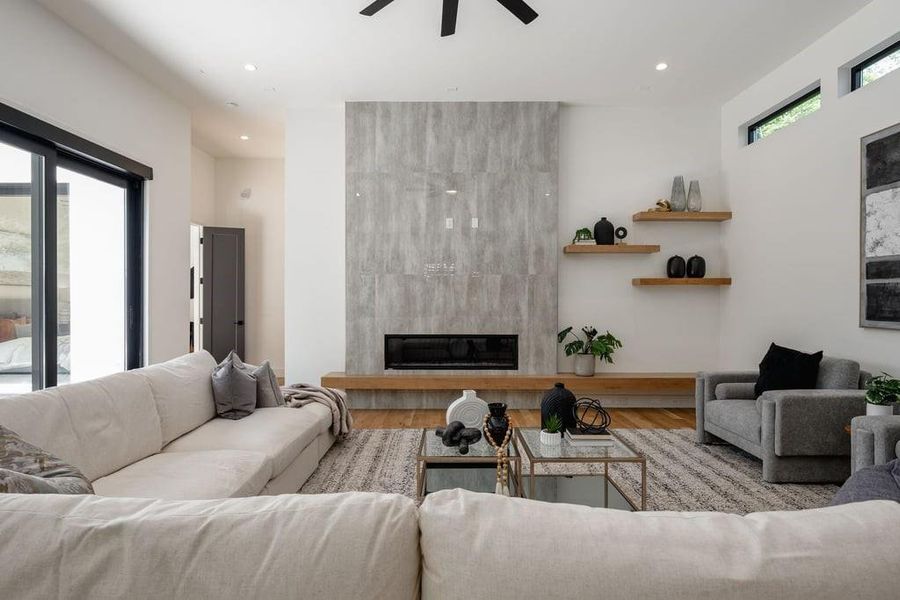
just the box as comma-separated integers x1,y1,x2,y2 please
360,0,539,37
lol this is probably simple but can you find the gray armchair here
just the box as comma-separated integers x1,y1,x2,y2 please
696,358,870,483
850,415,900,474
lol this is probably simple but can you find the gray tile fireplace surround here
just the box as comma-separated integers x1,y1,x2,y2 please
345,102,559,409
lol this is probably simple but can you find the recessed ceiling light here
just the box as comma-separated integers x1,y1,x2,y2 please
239,135,250,141
445,189,458,195
655,62,668,71
243,63,258,72
226,101,239,108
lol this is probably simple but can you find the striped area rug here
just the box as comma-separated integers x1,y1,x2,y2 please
298,428,838,514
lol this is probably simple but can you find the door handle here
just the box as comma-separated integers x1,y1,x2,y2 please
234,320,244,326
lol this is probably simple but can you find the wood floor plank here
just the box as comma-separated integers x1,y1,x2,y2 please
353,408,695,430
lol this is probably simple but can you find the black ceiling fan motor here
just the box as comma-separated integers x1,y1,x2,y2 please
360,0,539,37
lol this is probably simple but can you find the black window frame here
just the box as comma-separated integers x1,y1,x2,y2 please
0,101,150,389
851,39,900,91
747,87,822,145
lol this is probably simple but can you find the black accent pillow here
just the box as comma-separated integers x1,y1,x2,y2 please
754,343,823,397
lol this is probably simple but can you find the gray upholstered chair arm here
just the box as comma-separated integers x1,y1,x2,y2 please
851,415,900,472
758,390,865,457
695,371,758,442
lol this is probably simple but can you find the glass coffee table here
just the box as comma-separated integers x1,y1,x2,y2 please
515,428,647,511
416,428,522,501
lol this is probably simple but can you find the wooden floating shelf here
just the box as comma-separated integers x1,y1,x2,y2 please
321,372,696,395
563,244,660,254
632,277,732,287
632,211,732,222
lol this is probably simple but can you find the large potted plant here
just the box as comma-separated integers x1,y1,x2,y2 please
557,326,622,377
865,373,900,416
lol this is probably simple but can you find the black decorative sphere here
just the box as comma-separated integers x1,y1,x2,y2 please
666,255,686,278
687,255,706,278
593,218,615,245
574,398,611,434
541,382,576,430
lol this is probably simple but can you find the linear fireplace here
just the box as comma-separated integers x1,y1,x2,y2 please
384,334,518,370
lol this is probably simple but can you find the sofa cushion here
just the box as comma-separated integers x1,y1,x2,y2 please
139,351,217,446
815,357,861,390
212,352,257,420
419,489,900,600
830,460,900,506
0,492,420,600
0,371,161,481
163,405,331,477
0,425,93,495
92,450,271,500
714,382,757,401
754,343,823,397
705,400,760,444
252,361,284,408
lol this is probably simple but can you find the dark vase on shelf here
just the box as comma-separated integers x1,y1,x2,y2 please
485,402,510,444
593,218,615,245
687,255,707,278
667,255,686,278
541,383,576,430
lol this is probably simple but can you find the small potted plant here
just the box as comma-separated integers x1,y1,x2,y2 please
572,228,594,245
540,413,563,447
558,326,623,377
865,373,900,416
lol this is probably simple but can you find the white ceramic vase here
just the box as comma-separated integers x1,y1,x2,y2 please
540,429,561,446
574,354,596,377
866,403,895,416
446,389,489,428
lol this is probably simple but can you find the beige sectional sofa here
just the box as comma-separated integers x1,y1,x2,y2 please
0,489,897,599
0,351,334,499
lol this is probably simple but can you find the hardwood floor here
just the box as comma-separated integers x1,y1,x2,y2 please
353,408,695,430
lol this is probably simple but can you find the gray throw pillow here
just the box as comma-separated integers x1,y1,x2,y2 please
252,361,284,408
212,352,257,420
0,424,93,494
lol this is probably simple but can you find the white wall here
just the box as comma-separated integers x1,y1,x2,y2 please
284,106,345,385
214,158,285,375
283,103,723,382
0,0,192,364
191,146,216,225
720,0,900,373
559,105,723,372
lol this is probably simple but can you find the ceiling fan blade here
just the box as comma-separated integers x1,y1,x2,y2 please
494,0,539,24
360,0,397,17
441,0,459,37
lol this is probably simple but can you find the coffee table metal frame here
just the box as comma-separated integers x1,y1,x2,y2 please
514,428,647,511
416,428,522,501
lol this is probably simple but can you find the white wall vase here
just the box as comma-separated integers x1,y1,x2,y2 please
687,180,702,212
446,389,489,428
866,403,895,416
574,354,596,377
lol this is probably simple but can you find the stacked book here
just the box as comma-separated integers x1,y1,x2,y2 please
564,428,615,447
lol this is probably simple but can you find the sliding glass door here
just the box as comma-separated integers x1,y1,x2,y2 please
0,105,145,394
0,140,38,393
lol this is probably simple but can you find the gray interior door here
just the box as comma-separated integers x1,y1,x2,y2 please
201,227,245,362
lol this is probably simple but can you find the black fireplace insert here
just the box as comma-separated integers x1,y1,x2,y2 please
384,334,518,370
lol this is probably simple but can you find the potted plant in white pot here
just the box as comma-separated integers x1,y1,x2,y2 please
865,373,900,416
558,326,622,377
540,413,563,447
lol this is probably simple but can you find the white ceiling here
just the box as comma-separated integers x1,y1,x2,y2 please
40,0,871,158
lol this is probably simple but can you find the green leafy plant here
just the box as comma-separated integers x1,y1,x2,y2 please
572,228,593,243
865,373,900,406
557,326,623,363
543,413,563,434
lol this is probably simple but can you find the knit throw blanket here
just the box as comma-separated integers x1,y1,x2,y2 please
281,384,353,441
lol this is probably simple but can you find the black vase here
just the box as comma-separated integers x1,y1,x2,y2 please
541,383,576,430
593,218,615,245
485,402,510,445
687,255,706,278
667,255,686,278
